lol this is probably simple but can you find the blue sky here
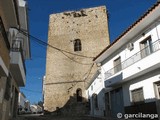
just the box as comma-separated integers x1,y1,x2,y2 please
21,0,157,104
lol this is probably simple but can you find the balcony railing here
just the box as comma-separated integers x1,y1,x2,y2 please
11,40,26,74
104,39,160,79
0,17,10,50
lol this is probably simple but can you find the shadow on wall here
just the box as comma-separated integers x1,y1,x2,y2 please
125,98,160,120
44,94,90,116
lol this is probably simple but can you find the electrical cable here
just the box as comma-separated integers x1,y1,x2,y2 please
67,63,95,93
83,63,94,81
44,63,94,86
21,88,42,94
17,28,94,65
45,80,84,85
60,51,93,65
18,28,94,59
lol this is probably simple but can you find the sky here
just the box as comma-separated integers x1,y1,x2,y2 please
21,0,157,104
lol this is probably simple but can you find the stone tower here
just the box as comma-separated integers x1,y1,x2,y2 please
44,6,110,114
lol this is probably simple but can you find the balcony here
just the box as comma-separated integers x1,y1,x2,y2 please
10,40,26,86
104,39,160,81
0,17,10,76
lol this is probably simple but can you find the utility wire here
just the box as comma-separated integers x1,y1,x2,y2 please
21,88,42,94
18,28,94,65
60,51,93,65
45,63,94,86
45,80,84,85
83,63,94,81
18,28,94,59
67,63,95,93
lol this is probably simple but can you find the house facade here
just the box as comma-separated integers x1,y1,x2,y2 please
30,104,42,114
0,0,30,120
18,92,30,114
87,2,160,119
87,70,106,116
44,6,110,115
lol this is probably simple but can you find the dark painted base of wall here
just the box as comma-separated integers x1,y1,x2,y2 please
125,101,159,120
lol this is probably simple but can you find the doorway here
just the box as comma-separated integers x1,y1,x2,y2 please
110,87,124,118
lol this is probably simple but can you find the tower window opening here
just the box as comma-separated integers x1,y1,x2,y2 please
76,88,82,102
74,39,82,51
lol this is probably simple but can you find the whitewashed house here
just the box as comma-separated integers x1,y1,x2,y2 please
30,104,42,114
87,2,160,119
0,0,30,119
18,92,30,114
87,70,105,116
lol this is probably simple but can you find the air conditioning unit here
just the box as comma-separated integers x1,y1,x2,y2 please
127,42,134,51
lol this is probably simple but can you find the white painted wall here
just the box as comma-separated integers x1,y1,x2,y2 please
18,0,26,7
123,70,160,106
87,12,160,118
102,21,160,81
87,73,105,116
100,20,160,117
18,93,26,108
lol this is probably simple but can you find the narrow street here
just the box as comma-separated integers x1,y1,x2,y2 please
16,115,140,120
16,115,108,120
1,1,160,120
16,114,141,120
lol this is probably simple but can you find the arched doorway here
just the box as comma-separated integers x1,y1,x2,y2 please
76,88,82,102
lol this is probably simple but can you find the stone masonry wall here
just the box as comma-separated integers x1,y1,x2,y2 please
44,6,110,114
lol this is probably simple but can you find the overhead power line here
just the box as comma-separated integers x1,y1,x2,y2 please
16,28,94,65
84,63,94,81
44,63,95,86
45,80,84,85
21,88,42,94
60,51,93,65
18,28,94,59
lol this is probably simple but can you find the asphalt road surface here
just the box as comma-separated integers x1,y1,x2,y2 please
17,115,110,120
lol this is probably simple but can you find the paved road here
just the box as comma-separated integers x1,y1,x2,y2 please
16,115,111,120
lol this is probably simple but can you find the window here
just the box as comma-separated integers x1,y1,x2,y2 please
86,99,91,111
91,85,93,91
76,88,82,102
154,81,160,99
131,88,144,103
12,40,22,52
140,36,153,58
74,39,81,51
92,93,98,109
114,57,122,73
